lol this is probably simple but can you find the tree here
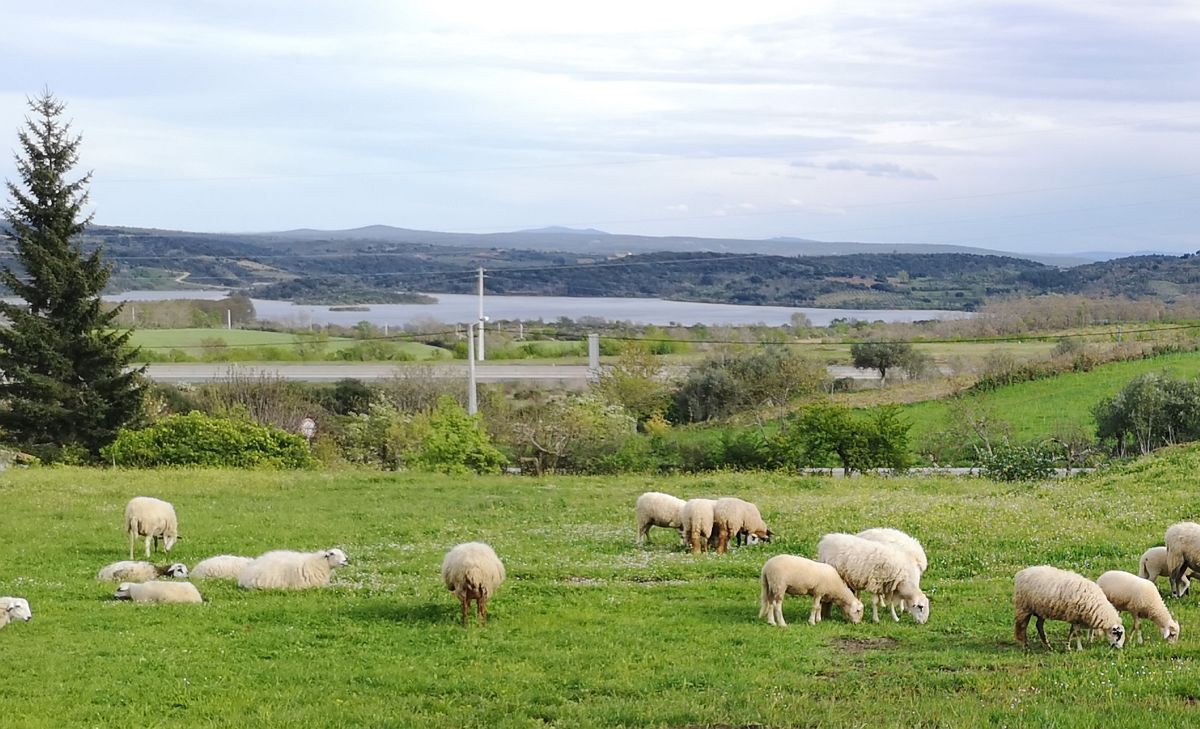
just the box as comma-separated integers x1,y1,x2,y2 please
0,92,145,460
592,343,671,425
849,341,915,386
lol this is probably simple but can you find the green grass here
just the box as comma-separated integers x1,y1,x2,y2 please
128,328,445,359
5,454,1200,726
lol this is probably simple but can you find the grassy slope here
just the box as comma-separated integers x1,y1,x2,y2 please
129,328,444,359
4,458,1200,726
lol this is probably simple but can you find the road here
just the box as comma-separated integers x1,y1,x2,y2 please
141,363,599,383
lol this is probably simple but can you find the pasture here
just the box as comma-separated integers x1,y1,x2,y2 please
128,328,445,360
4,453,1200,727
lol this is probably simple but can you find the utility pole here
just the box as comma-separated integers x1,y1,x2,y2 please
477,266,486,361
227,309,232,330
466,322,478,415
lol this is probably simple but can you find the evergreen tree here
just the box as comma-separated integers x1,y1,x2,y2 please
0,92,144,460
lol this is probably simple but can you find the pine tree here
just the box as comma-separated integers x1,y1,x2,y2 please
0,91,145,460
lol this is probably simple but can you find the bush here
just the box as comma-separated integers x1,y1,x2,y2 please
415,396,507,474
1094,373,1200,456
671,347,825,422
102,412,315,468
774,404,911,473
975,441,1055,482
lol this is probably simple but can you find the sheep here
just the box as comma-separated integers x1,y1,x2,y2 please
0,597,32,629
441,542,506,627
635,492,686,547
680,498,717,555
1139,546,1193,595
1165,522,1200,597
759,555,864,627
191,555,254,580
124,496,179,560
113,580,203,604
1096,570,1180,645
1013,565,1125,651
96,560,189,582
816,533,929,624
237,548,349,590
711,497,772,554
856,527,927,620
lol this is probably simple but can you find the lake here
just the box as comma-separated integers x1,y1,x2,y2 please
103,290,971,327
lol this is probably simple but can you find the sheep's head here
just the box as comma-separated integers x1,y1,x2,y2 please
906,593,930,624
113,583,134,601
1177,576,1192,598
4,598,31,622
324,548,349,567
1107,624,1126,648
165,563,189,578
844,597,864,624
163,534,178,552
1164,620,1181,644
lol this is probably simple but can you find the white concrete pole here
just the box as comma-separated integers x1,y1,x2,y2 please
466,322,478,415
588,333,600,371
477,266,486,361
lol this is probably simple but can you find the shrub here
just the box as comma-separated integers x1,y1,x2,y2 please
102,412,315,468
415,396,507,474
1094,373,1200,456
671,347,824,422
975,441,1055,482
774,403,911,473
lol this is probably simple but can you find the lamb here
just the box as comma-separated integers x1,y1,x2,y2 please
1096,570,1180,645
0,597,32,629
1165,522,1200,597
759,555,864,627
124,496,179,559
96,561,189,582
711,497,772,554
1013,565,1125,651
635,492,686,547
680,498,717,554
856,527,927,620
113,580,203,604
816,533,929,624
191,555,254,580
237,548,349,590
441,542,506,627
1139,546,1193,594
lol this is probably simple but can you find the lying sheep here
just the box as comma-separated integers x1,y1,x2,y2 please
1139,546,1193,595
191,555,254,580
711,497,771,554
817,533,929,624
113,580,203,604
856,527,927,620
1165,522,1200,597
759,555,864,627
1013,565,1125,651
238,548,349,590
0,597,32,629
441,542,506,627
1096,570,1180,645
635,492,686,547
124,496,179,559
680,498,717,555
96,561,189,582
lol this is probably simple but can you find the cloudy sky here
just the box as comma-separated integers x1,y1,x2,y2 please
1,1,1198,254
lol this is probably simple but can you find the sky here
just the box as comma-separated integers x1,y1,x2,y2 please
1,1,1198,255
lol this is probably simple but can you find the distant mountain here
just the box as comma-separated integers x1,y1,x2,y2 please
516,226,610,236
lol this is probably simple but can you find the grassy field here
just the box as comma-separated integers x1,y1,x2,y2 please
4,453,1200,727
128,328,446,359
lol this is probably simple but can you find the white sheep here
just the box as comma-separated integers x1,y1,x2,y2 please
1139,546,1193,594
1165,522,1200,597
237,548,349,590
1013,565,1125,651
96,561,189,582
1096,570,1180,645
0,597,32,629
441,542,506,627
635,492,686,547
856,527,927,621
759,555,864,627
113,580,203,604
816,533,929,624
711,497,771,554
124,496,179,559
191,555,254,580
680,498,717,554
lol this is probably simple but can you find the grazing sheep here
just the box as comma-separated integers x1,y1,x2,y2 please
711,497,771,554
1165,522,1200,597
441,542,506,627
124,496,179,559
680,498,717,554
237,548,349,590
191,555,254,580
759,555,864,627
1013,565,1125,651
856,527,927,620
635,492,686,547
0,597,32,629
113,580,203,604
96,561,189,582
1139,546,1193,594
816,533,929,624
1096,570,1180,645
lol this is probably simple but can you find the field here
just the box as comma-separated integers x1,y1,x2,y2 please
128,328,445,360
4,453,1200,727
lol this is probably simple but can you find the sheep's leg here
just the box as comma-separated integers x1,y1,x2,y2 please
144,535,153,558
689,532,701,555
808,597,822,626
636,520,647,547
128,531,136,561
715,527,728,554
1035,616,1050,650
1014,610,1031,650
1133,615,1143,645
1066,624,1081,652
821,598,833,620
870,594,880,623
478,594,488,626
889,597,900,622
459,596,469,627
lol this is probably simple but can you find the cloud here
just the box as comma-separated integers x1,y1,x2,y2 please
792,159,937,181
